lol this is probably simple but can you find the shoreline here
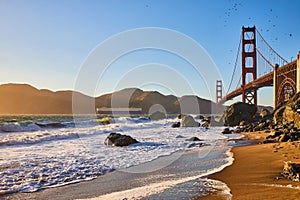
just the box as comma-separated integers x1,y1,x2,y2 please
4,131,300,199
4,143,232,200
200,132,300,200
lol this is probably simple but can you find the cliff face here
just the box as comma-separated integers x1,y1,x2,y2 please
0,84,217,114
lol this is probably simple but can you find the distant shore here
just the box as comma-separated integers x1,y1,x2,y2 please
200,132,300,200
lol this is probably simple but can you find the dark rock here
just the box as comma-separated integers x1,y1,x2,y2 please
187,143,204,148
222,128,233,134
282,162,300,181
266,131,283,139
239,115,274,133
239,120,249,126
176,135,185,138
104,133,139,147
290,131,300,141
274,92,300,129
235,127,243,133
262,139,276,144
181,115,199,127
278,134,289,142
201,121,210,128
203,117,211,123
171,122,181,128
222,102,257,126
149,111,166,120
260,108,271,118
195,115,205,120
186,137,202,141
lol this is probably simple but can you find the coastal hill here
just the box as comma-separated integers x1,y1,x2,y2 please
0,83,217,114
0,84,92,114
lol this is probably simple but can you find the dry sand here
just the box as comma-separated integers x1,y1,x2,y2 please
200,132,300,200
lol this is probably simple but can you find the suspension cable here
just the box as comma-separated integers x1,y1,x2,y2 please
256,48,273,68
226,33,242,95
255,28,288,64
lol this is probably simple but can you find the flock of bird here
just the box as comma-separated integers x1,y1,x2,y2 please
222,1,293,40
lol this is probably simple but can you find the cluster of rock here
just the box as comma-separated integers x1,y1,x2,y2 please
171,114,213,128
274,92,300,129
168,93,300,143
221,102,258,126
234,108,273,133
233,93,300,143
282,161,300,182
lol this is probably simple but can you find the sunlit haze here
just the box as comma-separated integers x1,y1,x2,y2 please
1,0,299,106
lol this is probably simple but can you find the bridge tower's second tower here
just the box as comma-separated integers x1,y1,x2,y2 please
242,26,257,105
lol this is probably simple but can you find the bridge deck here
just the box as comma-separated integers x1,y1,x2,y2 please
219,60,297,104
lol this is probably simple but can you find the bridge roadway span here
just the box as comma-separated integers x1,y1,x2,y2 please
219,60,297,104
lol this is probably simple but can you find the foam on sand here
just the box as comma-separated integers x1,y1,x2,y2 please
77,148,234,200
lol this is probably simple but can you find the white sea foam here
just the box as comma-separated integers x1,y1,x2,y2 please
243,183,300,190
1,123,23,132
0,117,238,197
77,143,234,200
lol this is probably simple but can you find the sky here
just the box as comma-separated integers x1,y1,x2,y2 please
0,0,299,106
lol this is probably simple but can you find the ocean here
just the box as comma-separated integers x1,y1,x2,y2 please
0,115,242,199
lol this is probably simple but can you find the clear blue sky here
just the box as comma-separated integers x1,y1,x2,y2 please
0,0,299,106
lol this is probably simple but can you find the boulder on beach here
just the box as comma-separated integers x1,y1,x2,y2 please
104,133,139,147
274,92,300,129
222,128,233,134
171,122,181,128
195,115,205,120
282,161,300,182
201,121,210,128
260,108,271,119
149,111,166,120
186,137,202,141
181,115,199,127
223,102,257,126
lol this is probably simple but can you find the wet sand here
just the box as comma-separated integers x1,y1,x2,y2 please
200,132,300,200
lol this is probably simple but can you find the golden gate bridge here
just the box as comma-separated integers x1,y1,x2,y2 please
217,26,299,108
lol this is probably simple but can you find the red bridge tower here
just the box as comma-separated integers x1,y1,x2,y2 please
242,26,257,105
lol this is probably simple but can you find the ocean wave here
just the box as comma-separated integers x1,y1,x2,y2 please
1,123,42,133
0,116,238,198
0,117,158,146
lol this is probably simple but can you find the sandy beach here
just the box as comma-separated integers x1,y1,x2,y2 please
200,132,300,200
